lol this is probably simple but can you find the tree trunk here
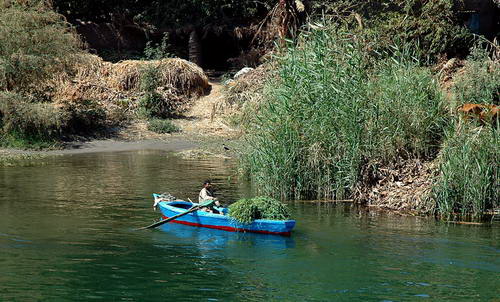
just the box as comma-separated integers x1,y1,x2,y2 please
189,29,202,67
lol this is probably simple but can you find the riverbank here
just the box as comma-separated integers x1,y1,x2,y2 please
0,81,241,164
2,65,497,221
0,131,237,160
3,1,499,220
225,29,498,220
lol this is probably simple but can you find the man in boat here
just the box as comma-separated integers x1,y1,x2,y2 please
199,180,222,214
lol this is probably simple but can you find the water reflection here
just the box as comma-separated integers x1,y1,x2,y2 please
1,150,499,301
157,222,295,253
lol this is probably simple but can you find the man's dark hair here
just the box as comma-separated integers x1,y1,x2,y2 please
203,180,211,185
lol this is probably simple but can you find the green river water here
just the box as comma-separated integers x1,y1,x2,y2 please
0,150,499,301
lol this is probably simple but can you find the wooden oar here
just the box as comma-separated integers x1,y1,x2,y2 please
138,200,215,230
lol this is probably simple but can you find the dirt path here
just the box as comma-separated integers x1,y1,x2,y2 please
112,80,239,141
172,81,238,137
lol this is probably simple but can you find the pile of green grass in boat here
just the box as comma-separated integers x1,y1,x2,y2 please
228,197,291,224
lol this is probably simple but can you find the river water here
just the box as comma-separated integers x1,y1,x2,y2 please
0,150,498,301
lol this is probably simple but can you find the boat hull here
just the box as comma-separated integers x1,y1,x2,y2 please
157,200,295,236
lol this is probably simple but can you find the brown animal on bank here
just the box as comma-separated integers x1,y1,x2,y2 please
458,103,498,126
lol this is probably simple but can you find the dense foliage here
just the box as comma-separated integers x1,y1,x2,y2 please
0,92,68,148
452,45,500,106
50,0,483,62
430,46,499,218
0,1,86,147
433,125,499,218
53,0,275,27
229,196,291,224
0,0,83,93
241,26,447,200
312,0,475,60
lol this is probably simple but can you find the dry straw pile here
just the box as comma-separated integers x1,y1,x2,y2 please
219,64,272,126
53,54,210,115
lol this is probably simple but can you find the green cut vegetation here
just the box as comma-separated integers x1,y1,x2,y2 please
229,197,291,224
241,26,448,200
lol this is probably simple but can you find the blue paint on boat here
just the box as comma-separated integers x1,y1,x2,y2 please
153,194,295,236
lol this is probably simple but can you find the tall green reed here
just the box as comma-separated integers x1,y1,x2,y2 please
452,45,500,107
241,26,447,200
433,124,499,218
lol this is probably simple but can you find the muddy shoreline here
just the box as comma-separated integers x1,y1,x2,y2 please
1,138,196,156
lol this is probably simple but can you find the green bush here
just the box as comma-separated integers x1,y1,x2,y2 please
143,33,172,60
314,0,473,61
147,118,179,134
62,100,108,134
0,1,92,146
0,93,109,146
241,27,448,200
0,1,83,92
138,65,181,118
228,196,291,224
432,125,499,218
452,46,500,106
0,92,68,146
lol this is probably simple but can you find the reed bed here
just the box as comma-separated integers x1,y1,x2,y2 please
432,124,499,218
452,46,500,107
241,26,448,200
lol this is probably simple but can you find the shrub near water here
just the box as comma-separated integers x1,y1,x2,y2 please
0,92,68,148
242,27,447,200
147,118,179,134
242,28,368,200
0,1,89,146
229,197,291,224
433,125,499,218
365,59,448,162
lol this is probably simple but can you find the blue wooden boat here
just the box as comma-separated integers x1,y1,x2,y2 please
153,194,296,236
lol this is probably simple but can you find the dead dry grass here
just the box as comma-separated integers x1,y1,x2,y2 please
172,81,240,137
51,54,210,118
217,64,274,128
357,159,436,215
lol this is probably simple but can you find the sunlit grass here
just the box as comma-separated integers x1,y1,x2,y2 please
432,124,499,218
241,26,448,201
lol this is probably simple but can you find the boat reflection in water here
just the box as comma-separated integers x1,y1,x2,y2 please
156,221,296,257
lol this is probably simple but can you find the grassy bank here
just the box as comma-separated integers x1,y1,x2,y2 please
237,24,498,218
241,26,447,200
431,46,499,218
433,125,499,218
